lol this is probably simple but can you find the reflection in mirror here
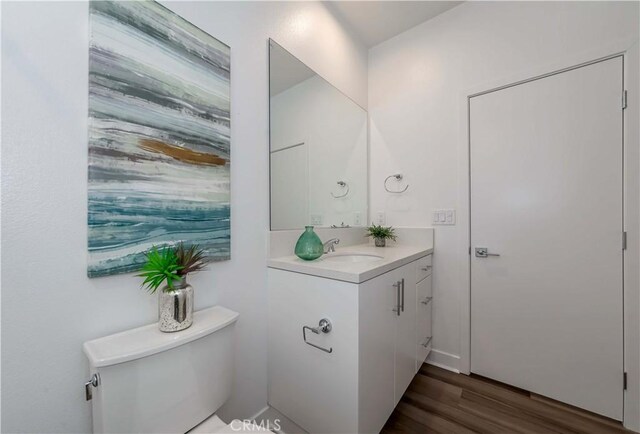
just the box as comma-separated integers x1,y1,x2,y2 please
269,40,368,231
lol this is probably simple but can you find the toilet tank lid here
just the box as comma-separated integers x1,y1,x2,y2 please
83,305,239,368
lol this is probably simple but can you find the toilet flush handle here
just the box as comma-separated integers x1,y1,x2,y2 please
85,373,100,401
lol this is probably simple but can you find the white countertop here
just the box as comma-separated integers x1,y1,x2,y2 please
267,243,433,283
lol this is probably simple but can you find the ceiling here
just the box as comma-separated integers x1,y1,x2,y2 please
269,2,464,96
325,1,463,48
269,41,317,96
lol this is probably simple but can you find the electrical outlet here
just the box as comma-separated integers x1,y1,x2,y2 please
353,212,363,226
376,211,386,225
310,214,323,225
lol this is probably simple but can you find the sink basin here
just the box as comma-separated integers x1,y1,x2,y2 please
323,253,384,264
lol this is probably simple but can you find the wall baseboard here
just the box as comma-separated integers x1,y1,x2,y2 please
248,406,270,422
255,406,308,434
426,349,461,373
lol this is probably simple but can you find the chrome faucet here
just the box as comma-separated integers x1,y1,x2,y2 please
323,238,340,254
331,222,351,228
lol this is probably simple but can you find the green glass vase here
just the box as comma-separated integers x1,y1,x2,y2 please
295,226,323,261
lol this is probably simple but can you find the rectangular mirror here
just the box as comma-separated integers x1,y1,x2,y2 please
269,39,368,231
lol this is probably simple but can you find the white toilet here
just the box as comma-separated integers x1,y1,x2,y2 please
83,306,266,433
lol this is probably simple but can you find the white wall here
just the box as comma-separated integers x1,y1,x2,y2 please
271,75,367,229
369,0,638,375
0,2,367,432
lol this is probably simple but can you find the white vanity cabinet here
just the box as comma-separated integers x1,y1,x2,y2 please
359,262,417,431
268,253,433,434
415,255,433,372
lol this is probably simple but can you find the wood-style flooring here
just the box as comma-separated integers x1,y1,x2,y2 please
382,364,635,434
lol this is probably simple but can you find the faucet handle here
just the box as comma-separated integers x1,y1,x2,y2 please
323,238,340,253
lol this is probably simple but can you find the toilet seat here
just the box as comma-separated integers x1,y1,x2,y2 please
190,414,271,433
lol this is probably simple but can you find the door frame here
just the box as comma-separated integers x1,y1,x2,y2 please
456,38,640,430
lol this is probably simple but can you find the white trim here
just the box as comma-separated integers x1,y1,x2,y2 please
622,39,640,432
457,38,639,430
270,142,305,154
248,405,270,422
426,349,460,374
253,406,309,434
459,37,637,102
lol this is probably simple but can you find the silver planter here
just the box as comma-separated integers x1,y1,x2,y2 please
374,238,386,247
158,277,193,332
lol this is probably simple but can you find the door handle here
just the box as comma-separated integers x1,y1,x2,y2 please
392,281,401,316
475,247,500,258
401,278,405,312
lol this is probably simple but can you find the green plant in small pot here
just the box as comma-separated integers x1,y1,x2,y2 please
366,224,397,247
138,243,208,333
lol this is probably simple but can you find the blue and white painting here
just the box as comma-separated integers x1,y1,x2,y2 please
88,0,230,277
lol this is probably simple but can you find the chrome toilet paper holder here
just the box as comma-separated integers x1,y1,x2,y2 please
302,318,333,353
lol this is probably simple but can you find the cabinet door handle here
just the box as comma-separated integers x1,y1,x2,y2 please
422,336,433,348
401,278,405,312
392,281,401,316
421,296,433,305
421,266,432,272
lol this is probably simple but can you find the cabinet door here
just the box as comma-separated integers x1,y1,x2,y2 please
416,274,433,371
358,267,401,433
394,263,417,404
269,269,360,434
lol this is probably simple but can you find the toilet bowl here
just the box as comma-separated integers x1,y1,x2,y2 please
83,306,251,433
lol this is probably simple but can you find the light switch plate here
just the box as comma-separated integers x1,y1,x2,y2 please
353,212,363,226
310,214,323,225
445,210,454,224
433,209,456,225
376,211,386,225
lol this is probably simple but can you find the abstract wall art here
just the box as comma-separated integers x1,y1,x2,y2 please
88,0,230,277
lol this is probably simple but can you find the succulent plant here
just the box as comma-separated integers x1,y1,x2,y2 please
137,247,183,293
365,224,397,241
174,242,208,276
138,242,209,294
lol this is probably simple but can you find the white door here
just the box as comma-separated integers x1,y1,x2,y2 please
470,56,624,420
270,142,308,230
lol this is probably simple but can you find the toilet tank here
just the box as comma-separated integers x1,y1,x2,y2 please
83,306,239,433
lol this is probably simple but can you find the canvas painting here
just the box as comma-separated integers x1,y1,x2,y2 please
88,0,230,277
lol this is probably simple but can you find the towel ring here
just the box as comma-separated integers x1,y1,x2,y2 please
384,174,409,194
331,181,350,198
